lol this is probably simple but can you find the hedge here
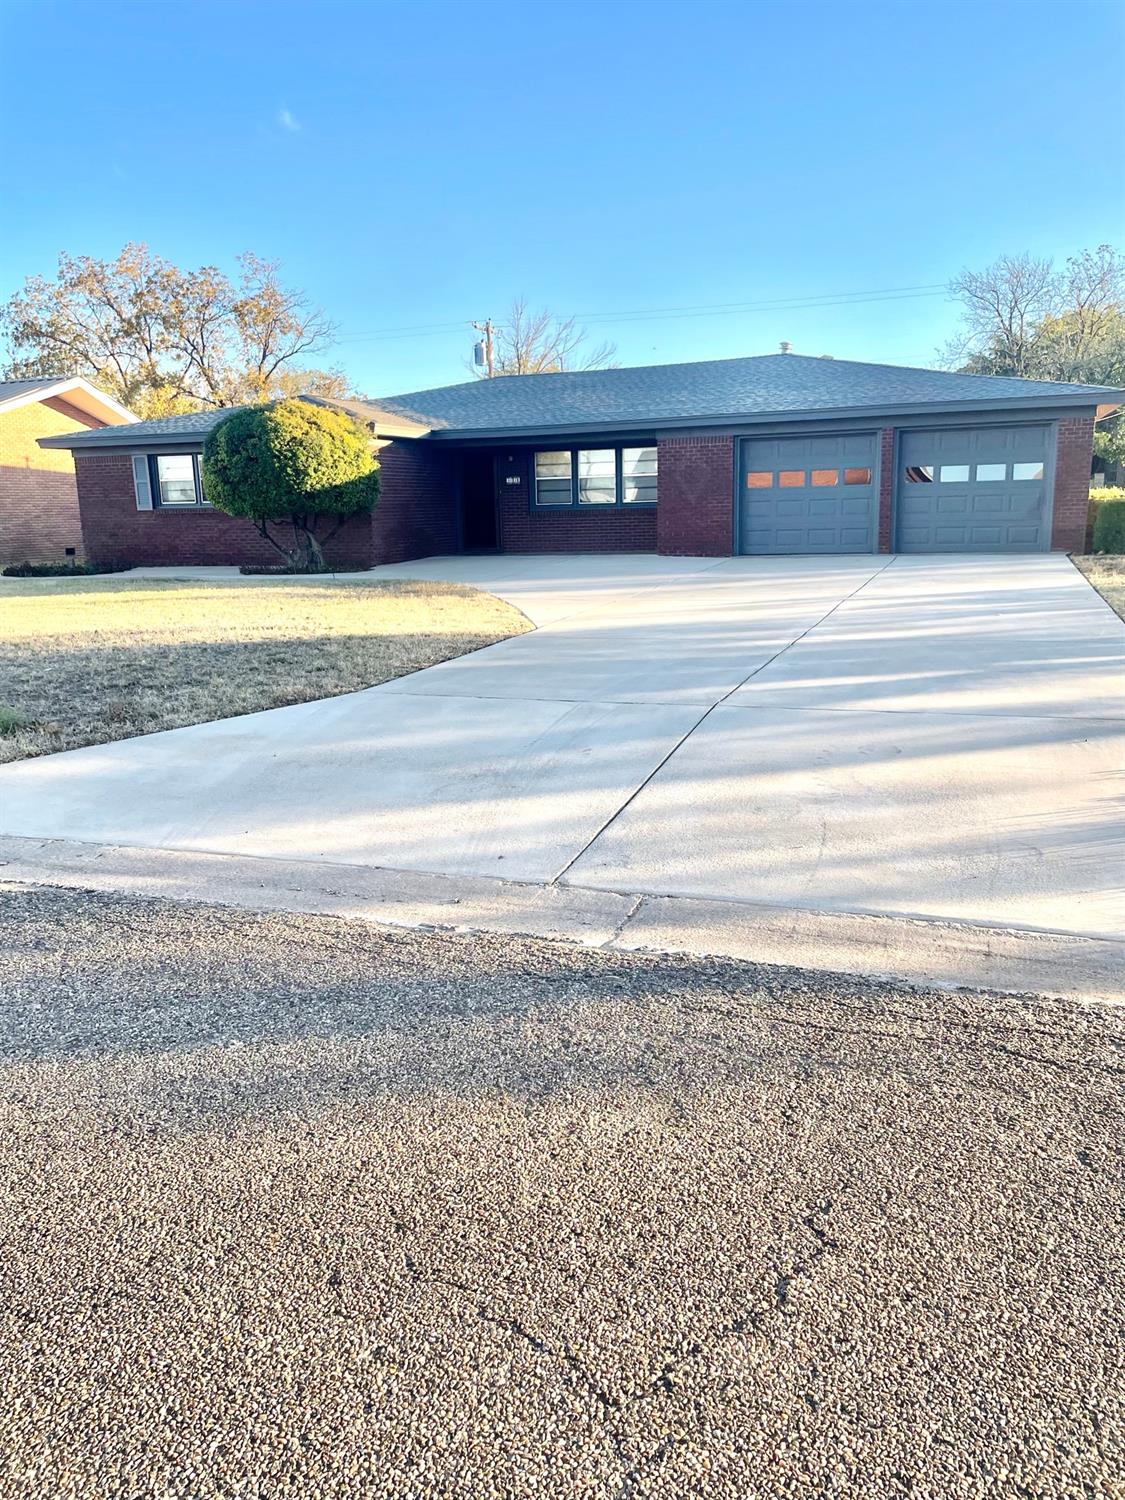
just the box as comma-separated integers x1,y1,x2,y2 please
1091,495,1125,553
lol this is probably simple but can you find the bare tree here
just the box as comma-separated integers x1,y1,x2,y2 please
2,244,343,418
940,243,1125,390
940,252,1058,376
480,298,617,376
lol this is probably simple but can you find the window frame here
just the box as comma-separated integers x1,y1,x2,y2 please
149,452,209,509
531,445,658,510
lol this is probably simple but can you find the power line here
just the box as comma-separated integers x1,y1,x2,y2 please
574,283,950,326
333,281,952,347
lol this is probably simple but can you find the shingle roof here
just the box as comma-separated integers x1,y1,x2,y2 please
0,378,62,402
372,353,1124,435
39,406,242,448
36,353,1124,452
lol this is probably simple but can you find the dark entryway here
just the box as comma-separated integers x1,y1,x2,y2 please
459,453,498,551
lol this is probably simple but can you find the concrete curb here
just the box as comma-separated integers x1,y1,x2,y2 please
1,834,1121,1006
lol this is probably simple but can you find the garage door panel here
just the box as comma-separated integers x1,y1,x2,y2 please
739,432,876,554
895,425,1050,553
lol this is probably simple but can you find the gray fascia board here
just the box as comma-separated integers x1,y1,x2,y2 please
41,436,208,454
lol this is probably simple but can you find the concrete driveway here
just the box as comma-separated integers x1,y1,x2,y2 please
1,553,1123,963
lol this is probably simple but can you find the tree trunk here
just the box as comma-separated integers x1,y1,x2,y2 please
293,518,328,572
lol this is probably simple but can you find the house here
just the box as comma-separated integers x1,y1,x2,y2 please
36,354,1124,567
0,376,137,564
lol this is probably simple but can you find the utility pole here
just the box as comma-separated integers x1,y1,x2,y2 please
471,318,495,378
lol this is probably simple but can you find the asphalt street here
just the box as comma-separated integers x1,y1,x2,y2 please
1,885,1121,1498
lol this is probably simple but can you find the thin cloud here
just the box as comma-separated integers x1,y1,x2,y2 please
277,107,301,133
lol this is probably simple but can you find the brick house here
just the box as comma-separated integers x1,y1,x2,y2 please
38,354,1124,567
0,377,137,564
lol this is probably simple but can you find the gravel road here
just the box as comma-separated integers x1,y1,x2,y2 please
1,885,1122,1499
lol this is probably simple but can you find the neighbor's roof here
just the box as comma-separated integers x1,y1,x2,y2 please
0,375,137,425
371,353,1125,437
36,353,1125,452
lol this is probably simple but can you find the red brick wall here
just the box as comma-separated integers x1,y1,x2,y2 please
877,427,894,552
0,399,105,564
1051,414,1096,552
371,439,460,563
656,434,734,556
495,450,657,552
74,453,374,568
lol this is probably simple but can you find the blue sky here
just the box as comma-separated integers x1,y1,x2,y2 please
1,0,1122,397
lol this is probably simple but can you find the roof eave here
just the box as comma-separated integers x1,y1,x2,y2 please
1,377,138,425
36,387,1123,452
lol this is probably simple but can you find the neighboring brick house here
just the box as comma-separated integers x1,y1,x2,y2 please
0,377,137,564
39,355,1123,567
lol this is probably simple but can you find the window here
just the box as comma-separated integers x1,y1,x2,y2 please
746,471,773,489
532,446,658,508
843,467,872,485
976,463,1006,481
150,453,206,507
578,449,616,505
939,464,970,483
1013,462,1044,481
534,450,573,506
778,470,805,488
904,465,934,483
622,447,658,504
627,447,660,507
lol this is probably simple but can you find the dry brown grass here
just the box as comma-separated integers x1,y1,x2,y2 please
0,576,532,763
1072,555,1125,621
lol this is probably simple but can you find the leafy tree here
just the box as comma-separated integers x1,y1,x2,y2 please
1,245,345,418
479,298,617,376
1094,410,1125,474
202,400,380,571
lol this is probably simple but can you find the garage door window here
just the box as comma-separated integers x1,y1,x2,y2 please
778,470,805,488
976,464,1006,481
1013,462,1044,481
939,465,970,483
811,469,838,486
904,465,934,483
746,471,773,488
844,467,872,485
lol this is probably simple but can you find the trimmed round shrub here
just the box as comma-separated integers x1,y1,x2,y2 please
202,400,380,569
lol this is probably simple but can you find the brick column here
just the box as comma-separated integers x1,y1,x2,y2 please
876,427,895,553
657,434,735,556
1051,414,1096,552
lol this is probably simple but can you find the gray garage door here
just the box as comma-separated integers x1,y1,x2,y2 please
738,433,876,553
895,425,1051,552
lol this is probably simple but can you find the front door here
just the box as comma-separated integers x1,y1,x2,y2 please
460,453,498,551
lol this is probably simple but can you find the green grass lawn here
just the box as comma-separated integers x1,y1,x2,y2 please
1072,556,1125,621
0,575,532,763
